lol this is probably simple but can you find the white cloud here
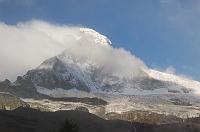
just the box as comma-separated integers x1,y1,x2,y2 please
0,20,147,81
165,65,176,74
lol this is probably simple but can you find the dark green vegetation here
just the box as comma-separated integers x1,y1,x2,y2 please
58,119,79,132
0,107,200,132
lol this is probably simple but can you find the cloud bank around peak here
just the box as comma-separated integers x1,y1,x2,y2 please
0,20,147,81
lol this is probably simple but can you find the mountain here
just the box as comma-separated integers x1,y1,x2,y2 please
1,28,200,119
19,51,200,97
12,27,200,96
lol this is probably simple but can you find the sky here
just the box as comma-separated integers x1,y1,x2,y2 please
0,0,200,80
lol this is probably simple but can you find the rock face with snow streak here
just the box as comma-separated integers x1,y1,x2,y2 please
25,56,90,92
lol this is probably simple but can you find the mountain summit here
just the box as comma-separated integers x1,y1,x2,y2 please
80,28,112,46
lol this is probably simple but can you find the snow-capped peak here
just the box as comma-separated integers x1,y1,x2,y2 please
80,28,112,46
146,69,200,94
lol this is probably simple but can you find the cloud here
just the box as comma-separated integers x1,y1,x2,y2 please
165,65,176,74
164,65,193,79
0,20,147,81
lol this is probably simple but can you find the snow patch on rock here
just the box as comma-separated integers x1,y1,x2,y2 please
36,86,96,98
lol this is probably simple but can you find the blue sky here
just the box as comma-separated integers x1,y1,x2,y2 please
0,0,200,80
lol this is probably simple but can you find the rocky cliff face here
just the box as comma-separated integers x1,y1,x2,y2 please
0,77,49,99
24,57,89,92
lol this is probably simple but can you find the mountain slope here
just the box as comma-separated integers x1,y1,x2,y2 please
146,69,200,94
0,92,29,110
21,54,200,97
